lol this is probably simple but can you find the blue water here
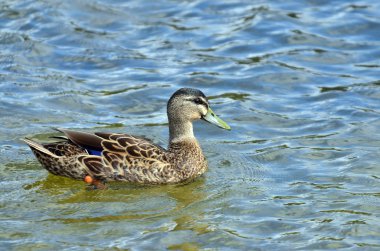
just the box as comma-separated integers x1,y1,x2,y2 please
1,0,380,250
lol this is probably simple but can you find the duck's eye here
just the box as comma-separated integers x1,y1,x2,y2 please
193,98,203,105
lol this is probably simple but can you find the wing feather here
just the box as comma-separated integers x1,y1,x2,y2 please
73,132,171,182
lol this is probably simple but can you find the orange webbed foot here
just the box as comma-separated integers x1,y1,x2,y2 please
84,175,107,190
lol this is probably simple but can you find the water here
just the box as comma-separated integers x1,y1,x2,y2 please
1,0,380,249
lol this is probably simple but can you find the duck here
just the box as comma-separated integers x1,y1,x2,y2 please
23,88,231,188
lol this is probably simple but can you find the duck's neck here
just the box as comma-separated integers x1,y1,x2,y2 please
168,119,196,145
167,118,207,179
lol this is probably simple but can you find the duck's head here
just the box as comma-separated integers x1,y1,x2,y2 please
167,88,231,130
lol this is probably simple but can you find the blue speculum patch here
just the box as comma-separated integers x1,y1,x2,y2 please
86,148,102,156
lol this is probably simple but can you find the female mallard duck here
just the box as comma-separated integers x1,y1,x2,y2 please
23,88,230,187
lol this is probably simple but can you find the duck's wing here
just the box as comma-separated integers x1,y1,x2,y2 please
59,129,170,182
55,128,103,153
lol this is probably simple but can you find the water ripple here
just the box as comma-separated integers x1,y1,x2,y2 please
1,0,380,249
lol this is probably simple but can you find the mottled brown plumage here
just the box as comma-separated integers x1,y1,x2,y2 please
23,88,231,186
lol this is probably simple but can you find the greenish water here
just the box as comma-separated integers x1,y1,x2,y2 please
1,0,380,250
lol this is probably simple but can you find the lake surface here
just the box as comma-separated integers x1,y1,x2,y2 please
1,0,380,250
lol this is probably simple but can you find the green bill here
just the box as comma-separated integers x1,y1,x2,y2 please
202,108,231,130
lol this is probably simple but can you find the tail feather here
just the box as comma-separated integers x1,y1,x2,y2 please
23,138,87,180
22,138,58,158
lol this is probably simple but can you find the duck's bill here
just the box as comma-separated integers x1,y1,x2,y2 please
202,108,231,130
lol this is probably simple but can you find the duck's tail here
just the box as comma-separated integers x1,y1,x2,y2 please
22,138,58,158
22,138,87,180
